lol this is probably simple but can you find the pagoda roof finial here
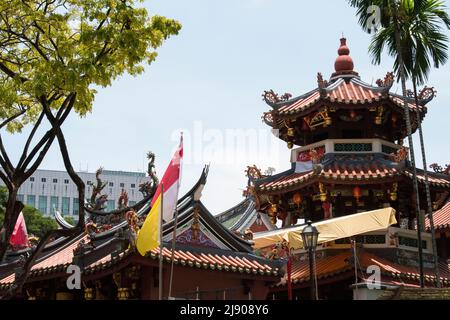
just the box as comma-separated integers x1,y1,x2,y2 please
331,37,359,80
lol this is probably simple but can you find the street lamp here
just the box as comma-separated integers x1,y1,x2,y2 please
301,220,319,300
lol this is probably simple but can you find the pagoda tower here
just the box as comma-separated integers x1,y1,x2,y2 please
248,37,450,230
245,38,450,297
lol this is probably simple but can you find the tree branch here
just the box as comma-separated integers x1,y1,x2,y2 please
0,168,12,191
16,112,44,170
0,134,14,174
18,94,74,172
42,95,85,228
0,61,28,82
1,227,81,299
0,107,26,130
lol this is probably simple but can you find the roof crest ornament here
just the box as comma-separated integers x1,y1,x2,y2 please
262,89,292,108
375,72,395,89
317,72,328,97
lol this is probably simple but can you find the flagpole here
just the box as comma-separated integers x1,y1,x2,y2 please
168,132,183,299
159,183,164,301
168,207,179,299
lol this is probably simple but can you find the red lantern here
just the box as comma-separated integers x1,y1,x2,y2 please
353,186,362,200
293,192,302,206
391,112,398,126
349,110,357,119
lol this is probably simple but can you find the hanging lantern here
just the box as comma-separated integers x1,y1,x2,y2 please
349,110,357,119
287,141,294,149
287,127,295,137
390,182,398,201
84,288,94,300
269,203,278,214
353,186,362,200
391,112,398,126
292,192,302,206
375,116,382,125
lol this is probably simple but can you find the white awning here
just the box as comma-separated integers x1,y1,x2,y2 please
252,207,397,250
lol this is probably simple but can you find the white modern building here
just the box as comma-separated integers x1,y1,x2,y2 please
0,169,150,216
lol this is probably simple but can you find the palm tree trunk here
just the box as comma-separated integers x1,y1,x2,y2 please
412,80,441,287
393,27,425,288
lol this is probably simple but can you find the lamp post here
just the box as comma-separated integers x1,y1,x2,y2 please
301,220,319,300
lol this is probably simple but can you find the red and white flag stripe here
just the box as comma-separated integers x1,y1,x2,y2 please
152,136,183,222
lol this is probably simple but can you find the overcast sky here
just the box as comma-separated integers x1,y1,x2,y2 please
4,0,450,213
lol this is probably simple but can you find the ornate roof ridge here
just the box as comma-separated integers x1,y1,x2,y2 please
262,87,319,109
390,91,434,107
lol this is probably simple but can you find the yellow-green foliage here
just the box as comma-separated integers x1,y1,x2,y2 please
0,0,181,131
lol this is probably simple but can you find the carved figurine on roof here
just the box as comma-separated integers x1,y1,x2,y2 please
86,167,108,211
139,151,159,198
253,37,450,229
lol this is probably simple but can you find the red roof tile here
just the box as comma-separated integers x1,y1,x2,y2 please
359,252,450,285
259,163,400,192
404,170,450,188
275,78,423,116
277,252,450,287
285,252,352,285
426,202,450,230
0,242,280,288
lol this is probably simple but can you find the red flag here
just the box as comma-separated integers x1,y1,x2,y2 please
9,212,29,248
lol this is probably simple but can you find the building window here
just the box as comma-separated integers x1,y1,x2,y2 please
131,183,136,188
73,198,79,215
86,180,92,186
334,143,372,152
42,184,45,192
26,195,36,207
107,200,115,211
50,196,59,214
109,182,114,187
382,145,397,155
64,179,69,184
41,178,46,183
62,197,70,215
30,177,35,182
17,194,24,203
38,196,48,215
120,183,125,188
53,178,58,183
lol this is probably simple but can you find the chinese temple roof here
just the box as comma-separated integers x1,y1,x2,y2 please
262,38,433,127
426,201,450,231
254,156,450,194
0,166,282,292
215,197,276,233
273,251,450,289
263,76,426,119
